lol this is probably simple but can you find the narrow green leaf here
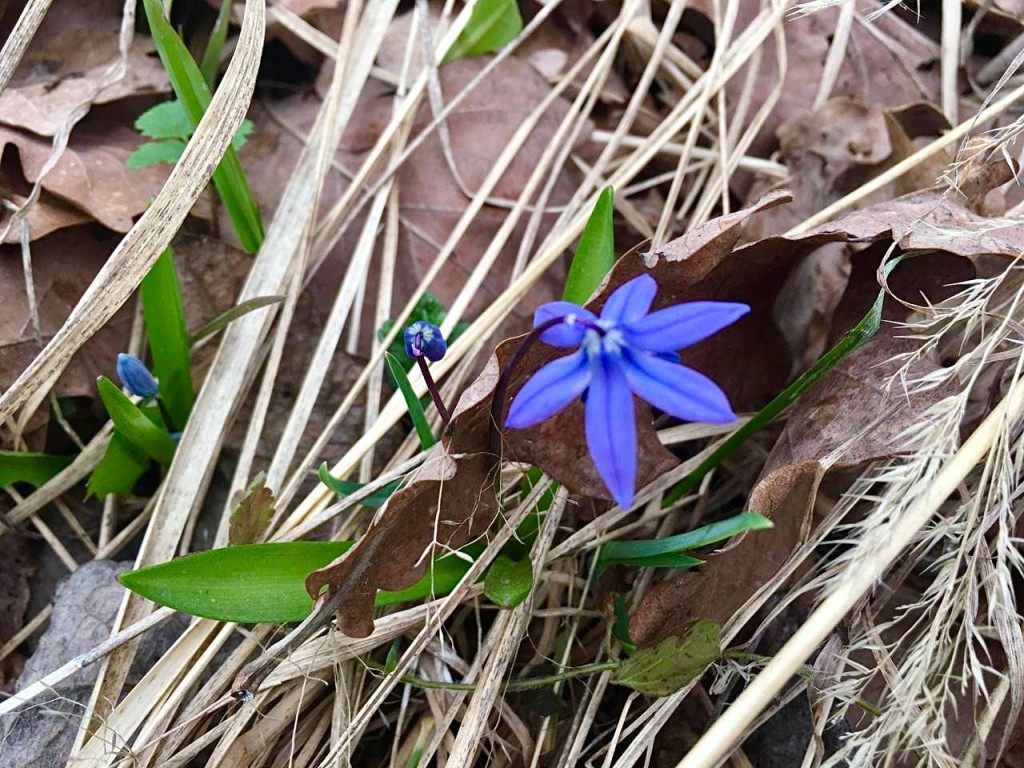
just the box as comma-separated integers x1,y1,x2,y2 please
597,512,772,570
119,541,474,623
563,186,615,305
200,0,233,89
135,101,192,140
142,0,264,253
443,0,523,62
611,594,636,654
96,377,177,466
385,352,435,450
141,248,193,429
604,553,704,570
612,620,721,696
126,139,186,168
0,451,73,489
663,288,886,506
190,295,285,346
317,463,401,508
87,431,150,497
484,554,533,609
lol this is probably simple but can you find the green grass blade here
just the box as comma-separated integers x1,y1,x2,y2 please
597,512,773,570
200,0,233,89
97,377,178,466
563,186,615,304
119,541,474,623
0,451,73,489
317,463,401,508
87,431,151,497
385,352,436,450
142,0,264,253
662,288,885,507
141,248,193,429
443,0,523,62
189,295,285,346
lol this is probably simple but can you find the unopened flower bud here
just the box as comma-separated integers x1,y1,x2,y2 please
116,353,159,399
404,321,447,362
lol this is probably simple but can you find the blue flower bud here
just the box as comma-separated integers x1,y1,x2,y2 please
116,353,159,399
404,321,447,362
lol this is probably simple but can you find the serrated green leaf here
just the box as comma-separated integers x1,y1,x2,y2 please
0,451,73,489
87,430,150,497
385,352,435,450
232,119,253,150
228,472,275,545
96,377,177,466
317,463,401,508
119,541,474,623
126,140,186,169
612,620,721,696
563,186,615,305
142,0,264,253
141,248,193,429
484,554,533,609
135,100,192,140
443,0,523,62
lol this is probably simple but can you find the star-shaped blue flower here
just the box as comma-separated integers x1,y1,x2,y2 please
505,274,749,508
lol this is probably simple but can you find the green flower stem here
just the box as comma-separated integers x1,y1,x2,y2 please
365,659,620,692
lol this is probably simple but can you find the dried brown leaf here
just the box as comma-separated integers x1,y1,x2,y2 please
0,0,168,137
0,110,169,233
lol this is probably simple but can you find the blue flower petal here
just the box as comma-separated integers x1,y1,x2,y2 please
533,301,599,347
116,353,159,399
623,302,750,353
600,274,657,324
506,350,592,429
621,350,737,424
585,354,636,508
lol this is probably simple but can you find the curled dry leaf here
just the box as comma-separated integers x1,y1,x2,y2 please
0,0,168,137
628,249,978,648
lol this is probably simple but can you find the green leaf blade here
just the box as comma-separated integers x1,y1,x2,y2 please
385,352,436,450
444,0,524,62
141,248,194,429
119,541,475,623
0,451,73,489
87,431,150,497
563,186,615,304
317,463,401,508
141,0,264,253
96,377,177,466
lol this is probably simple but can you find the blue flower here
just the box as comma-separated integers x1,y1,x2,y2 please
405,321,447,362
505,274,749,508
116,353,159,399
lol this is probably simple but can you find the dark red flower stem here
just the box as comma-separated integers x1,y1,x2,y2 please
417,356,451,425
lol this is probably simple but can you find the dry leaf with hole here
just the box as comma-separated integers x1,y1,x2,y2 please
0,0,168,137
